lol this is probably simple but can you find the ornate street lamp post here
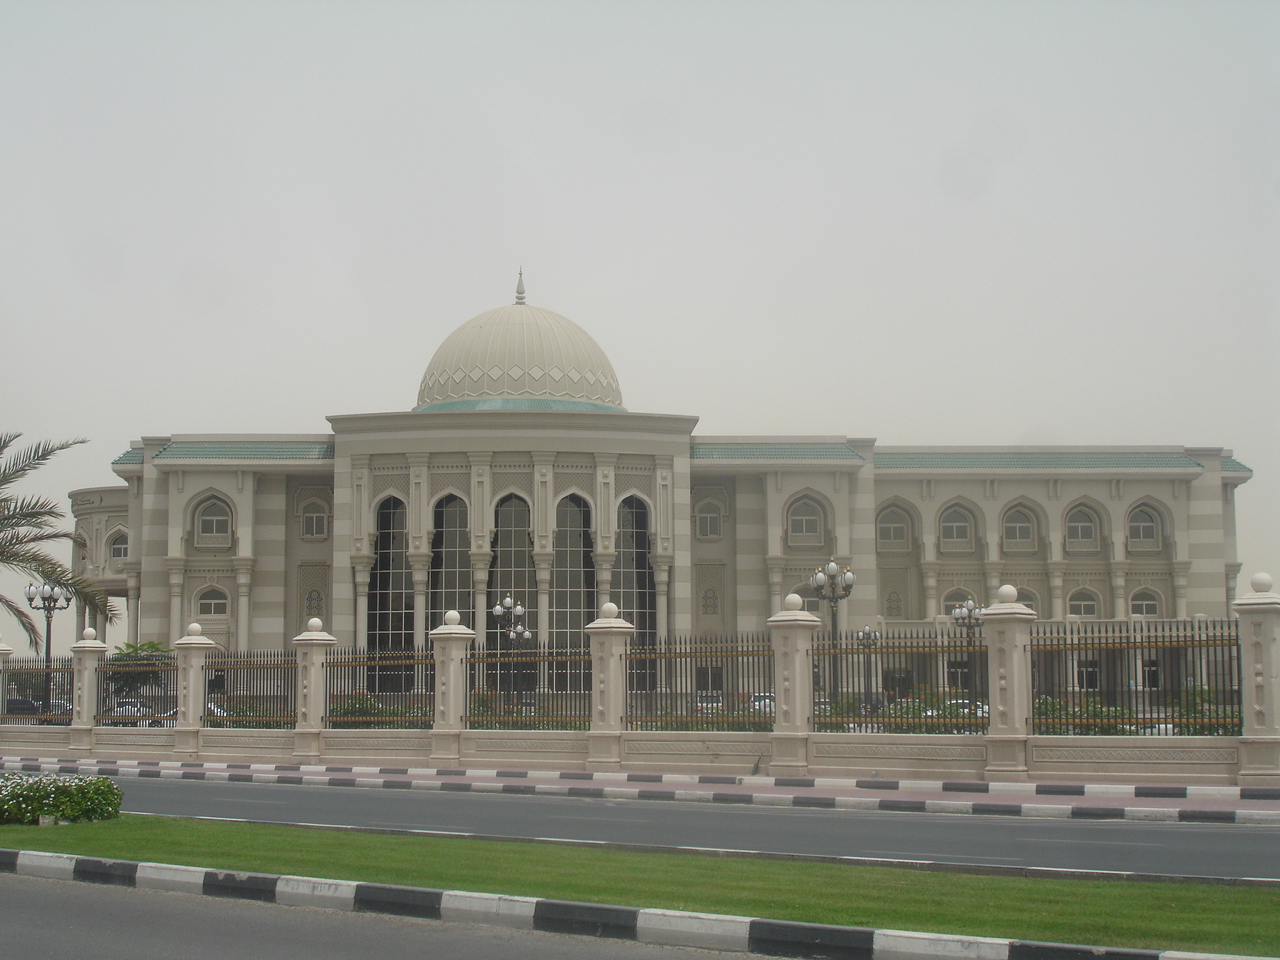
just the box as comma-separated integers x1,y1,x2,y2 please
491,595,533,702
809,560,855,697
24,582,73,711
855,624,881,721
951,599,984,718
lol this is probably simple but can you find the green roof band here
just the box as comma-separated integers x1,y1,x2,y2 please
874,453,1205,470
152,442,336,460
692,443,864,460
1222,457,1252,473
413,398,626,413
112,449,144,465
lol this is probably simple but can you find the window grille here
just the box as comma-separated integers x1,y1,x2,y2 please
486,495,537,693
430,495,470,625
368,497,412,692
550,495,594,691
616,496,657,690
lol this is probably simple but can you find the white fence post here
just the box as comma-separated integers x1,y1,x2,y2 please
70,628,107,751
1235,573,1280,784
430,610,476,765
174,624,216,759
767,594,821,776
292,618,338,761
585,602,634,770
981,584,1037,781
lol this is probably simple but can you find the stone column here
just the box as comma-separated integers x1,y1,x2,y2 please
411,563,430,650
983,561,1002,608
921,562,938,618
470,552,491,646
69,628,108,750
126,571,141,646
292,617,338,761
166,560,185,642
766,559,785,617
1047,561,1066,620
767,594,822,776
429,610,476,764
173,623,217,759
982,584,1037,782
1109,561,1129,619
594,558,614,606
233,558,254,651
585,603,635,770
652,561,670,638
1235,573,1280,785
1173,561,1191,618
75,602,87,642
534,560,552,691
353,561,372,649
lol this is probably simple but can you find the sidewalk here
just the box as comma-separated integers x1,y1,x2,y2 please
5,754,1280,824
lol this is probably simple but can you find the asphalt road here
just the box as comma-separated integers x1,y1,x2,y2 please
117,777,1280,880
1,873,762,960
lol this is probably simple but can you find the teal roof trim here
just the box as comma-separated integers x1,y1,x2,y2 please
1222,457,1251,473
874,452,1204,470
112,449,144,465
413,398,626,413
692,443,864,461
152,442,335,461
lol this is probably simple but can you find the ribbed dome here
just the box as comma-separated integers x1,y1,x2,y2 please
415,300,625,412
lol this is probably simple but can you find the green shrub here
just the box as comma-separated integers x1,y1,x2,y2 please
0,773,123,824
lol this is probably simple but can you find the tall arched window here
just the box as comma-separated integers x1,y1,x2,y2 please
1003,508,1035,547
488,493,536,650
1068,589,1099,618
1066,507,1100,551
617,496,657,690
194,498,232,548
1127,507,1160,551
877,507,910,549
1130,590,1160,617
551,495,595,691
429,495,470,626
939,507,975,552
786,498,825,548
368,498,413,690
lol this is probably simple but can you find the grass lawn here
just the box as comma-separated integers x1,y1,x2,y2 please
2,815,1278,956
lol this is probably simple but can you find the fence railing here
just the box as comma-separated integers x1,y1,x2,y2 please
814,630,989,733
324,647,435,729
0,656,73,724
94,653,178,727
204,651,297,728
464,643,590,730
1030,619,1241,735
624,634,773,731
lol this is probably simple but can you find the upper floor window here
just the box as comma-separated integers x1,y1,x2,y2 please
109,532,129,559
301,502,329,540
1003,508,1035,547
1016,588,1037,610
1128,507,1159,550
197,587,229,617
1130,590,1160,617
786,498,824,548
1065,507,1099,551
877,508,910,549
939,507,974,552
194,498,232,549
695,500,722,540
1068,589,1099,618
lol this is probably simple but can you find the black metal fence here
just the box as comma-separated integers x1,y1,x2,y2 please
324,647,435,729
624,634,774,731
203,651,297,728
0,656,73,724
1031,619,1241,735
94,653,178,726
464,643,590,730
814,629,989,733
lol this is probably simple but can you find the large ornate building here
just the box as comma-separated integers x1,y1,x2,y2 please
71,281,1252,656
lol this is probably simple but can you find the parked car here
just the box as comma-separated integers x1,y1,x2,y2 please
101,699,156,726
692,693,723,715
748,694,775,715
4,698,41,722
151,702,230,727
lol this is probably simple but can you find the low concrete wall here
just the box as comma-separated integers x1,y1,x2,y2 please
0,725,1256,784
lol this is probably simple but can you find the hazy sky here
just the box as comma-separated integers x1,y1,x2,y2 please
2,1,1276,653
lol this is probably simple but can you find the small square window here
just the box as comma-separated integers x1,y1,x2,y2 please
302,511,328,539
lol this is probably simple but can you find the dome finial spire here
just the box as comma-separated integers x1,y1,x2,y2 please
515,268,525,304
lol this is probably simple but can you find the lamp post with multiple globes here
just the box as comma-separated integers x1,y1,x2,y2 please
24,581,73,711
809,560,855,697
490,595,534,702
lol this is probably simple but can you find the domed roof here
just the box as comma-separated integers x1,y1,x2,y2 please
415,279,625,412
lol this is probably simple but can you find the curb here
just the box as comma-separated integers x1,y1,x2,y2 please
4,757,1280,824
0,847,1265,960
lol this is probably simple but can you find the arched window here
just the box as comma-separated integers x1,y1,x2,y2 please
1003,508,1035,547
109,532,129,559
939,507,975,552
368,498,412,676
1068,589,1099,618
694,500,722,540
1130,590,1160,617
429,495,470,626
197,587,228,617
551,495,595,691
488,494,536,653
877,507,910,549
1016,588,1038,610
301,501,329,540
617,497,657,689
786,498,825,548
1066,507,1099,551
943,589,973,613
1128,507,1160,550
194,498,232,548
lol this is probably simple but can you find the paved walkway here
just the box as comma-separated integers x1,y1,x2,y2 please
5,754,1280,823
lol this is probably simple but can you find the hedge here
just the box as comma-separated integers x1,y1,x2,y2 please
0,773,124,824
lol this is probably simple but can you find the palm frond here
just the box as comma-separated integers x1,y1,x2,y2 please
0,436,86,494
0,593,43,652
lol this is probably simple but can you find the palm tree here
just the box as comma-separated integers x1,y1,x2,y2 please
0,433,114,653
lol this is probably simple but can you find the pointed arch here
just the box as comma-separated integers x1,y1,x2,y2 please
936,497,983,555
784,489,832,550
1129,588,1163,617
1126,498,1171,554
429,494,470,627
1067,588,1101,618
190,491,235,550
1063,497,1109,554
875,497,919,552
1000,497,1046,554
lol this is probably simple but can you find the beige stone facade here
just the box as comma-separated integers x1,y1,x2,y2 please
71,291,1252,651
